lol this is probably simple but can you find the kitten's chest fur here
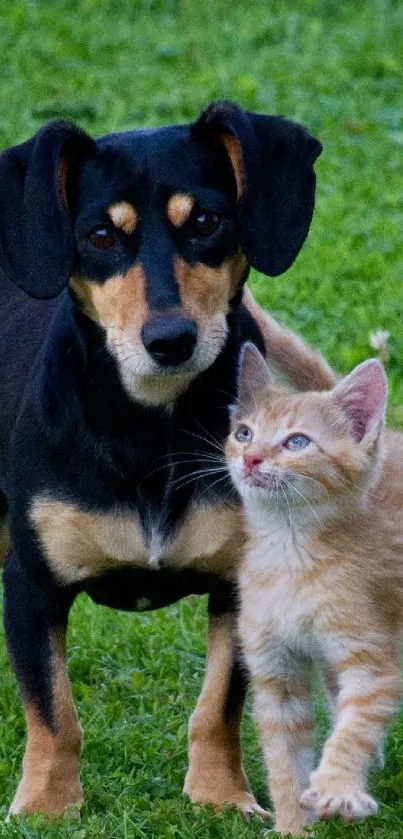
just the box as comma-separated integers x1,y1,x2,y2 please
239,519,340,667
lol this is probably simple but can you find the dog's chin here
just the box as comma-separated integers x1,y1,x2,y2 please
116,351,222,407
126,370,199,407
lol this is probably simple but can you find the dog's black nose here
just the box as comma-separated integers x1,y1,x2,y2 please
141,315,197,366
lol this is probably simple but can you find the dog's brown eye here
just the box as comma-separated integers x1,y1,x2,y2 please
194,212,221,237
88,228,116,249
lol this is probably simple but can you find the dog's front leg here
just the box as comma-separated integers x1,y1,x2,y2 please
4,553,83,818
184,593,269,818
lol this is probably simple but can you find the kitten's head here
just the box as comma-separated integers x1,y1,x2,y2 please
226,343,387,518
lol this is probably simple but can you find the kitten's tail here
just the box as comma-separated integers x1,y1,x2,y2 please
244,287,337,391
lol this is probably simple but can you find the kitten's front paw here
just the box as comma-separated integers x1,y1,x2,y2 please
300,775,378,823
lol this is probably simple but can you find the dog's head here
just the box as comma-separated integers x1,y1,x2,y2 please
0,102,321,405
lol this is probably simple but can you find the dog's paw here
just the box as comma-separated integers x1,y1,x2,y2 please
186,784,272,821
231,791,272,821
184,770,271,821
8,776,83,819
301,775,378,823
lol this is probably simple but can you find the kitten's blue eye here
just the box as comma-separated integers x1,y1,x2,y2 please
284,434,311,451
234,425,253,443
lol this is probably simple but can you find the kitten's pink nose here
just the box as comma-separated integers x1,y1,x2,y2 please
243,453,263,473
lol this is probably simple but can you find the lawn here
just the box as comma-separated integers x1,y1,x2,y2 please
1,0,403,837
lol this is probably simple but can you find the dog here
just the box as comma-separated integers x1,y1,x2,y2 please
0,101,326,817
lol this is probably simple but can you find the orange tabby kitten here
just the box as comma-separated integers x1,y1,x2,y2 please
226,343,403,836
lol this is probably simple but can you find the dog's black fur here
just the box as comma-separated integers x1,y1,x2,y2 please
0,101,321,815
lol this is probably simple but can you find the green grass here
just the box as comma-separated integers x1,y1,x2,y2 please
1,0,403,836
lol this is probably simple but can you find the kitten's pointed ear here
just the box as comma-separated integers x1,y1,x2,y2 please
332,359,387,443
236,342,274,415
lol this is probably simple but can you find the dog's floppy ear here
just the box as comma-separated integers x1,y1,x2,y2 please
192,101,322,277
0,120,95,298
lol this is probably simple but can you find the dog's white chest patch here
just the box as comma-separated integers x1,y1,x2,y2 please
148,527,165,569
30,496,245,584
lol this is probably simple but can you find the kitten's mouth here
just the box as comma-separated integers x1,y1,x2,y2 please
243,468,294,491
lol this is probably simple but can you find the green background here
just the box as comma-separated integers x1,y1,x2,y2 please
1,1,403,836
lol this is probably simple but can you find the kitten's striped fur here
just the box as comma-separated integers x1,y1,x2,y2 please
226,344,401,835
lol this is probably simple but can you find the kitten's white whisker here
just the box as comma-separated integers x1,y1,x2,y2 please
170,466,228,485
198,472,233,499
184,428,224,455
190,416,226,452
334,472,383,501
139,456,226,485
170,467,229,492
287,483,325,532
297,475,330,497
158,450,225,464
280,481,293,527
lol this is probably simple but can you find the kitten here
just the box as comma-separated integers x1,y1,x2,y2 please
226,342,403,836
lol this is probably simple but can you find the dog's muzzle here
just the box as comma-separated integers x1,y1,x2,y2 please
141,314,197,367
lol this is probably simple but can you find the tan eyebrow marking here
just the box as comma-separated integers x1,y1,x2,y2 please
108,201,138,235
167,194,195,228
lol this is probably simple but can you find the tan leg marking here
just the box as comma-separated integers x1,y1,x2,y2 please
10,627,83,817
184,612,270,819
0,521,10,566
108,202,138,235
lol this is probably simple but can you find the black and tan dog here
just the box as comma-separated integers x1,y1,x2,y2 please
0,101,330,817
